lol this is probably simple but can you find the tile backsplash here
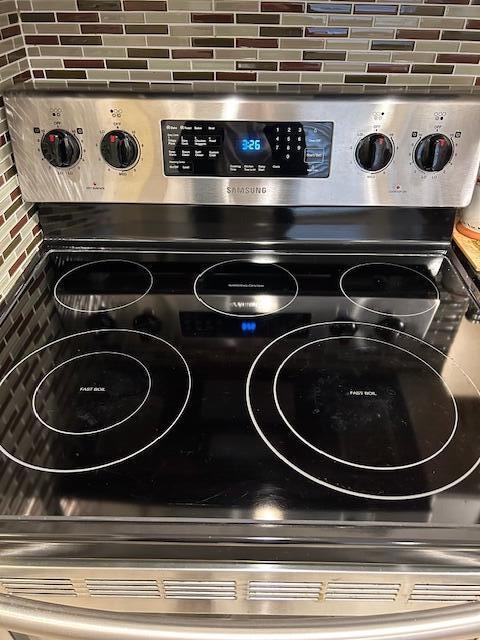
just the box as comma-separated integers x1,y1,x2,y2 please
0,0,40,302
0,0,478,298
13,0,480,94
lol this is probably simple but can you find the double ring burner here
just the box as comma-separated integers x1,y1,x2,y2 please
247,321,480,500
0,330,191,474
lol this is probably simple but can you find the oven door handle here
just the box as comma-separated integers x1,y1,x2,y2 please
2,594,480,640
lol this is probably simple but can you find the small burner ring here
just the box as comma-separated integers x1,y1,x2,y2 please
54,259,153,314
339,262,440,318
32,351,152,436
194,259,298,317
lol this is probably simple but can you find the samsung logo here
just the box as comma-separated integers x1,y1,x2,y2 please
227,186,267,195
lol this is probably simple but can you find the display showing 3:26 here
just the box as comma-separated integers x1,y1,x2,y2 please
162,120,333,178
240,138,262,152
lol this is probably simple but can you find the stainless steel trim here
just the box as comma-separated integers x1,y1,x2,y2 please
5,93,480,207
2,593,480,640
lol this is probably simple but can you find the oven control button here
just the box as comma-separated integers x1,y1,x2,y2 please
41,129,81,168
355,133,393,172
414,134,453,172
101,130,139,170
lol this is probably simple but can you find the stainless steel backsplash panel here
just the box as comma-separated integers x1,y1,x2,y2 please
36,203,456,249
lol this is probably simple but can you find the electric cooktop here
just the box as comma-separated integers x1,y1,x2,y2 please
1,251,479,524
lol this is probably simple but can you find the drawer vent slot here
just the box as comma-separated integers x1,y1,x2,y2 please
248,581,322,601
1,578,77,597
86,579,160,598
410,584,480,602
163,580,236,600
325,582,400,601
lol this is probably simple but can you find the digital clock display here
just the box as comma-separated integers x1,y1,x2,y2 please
162,120,333,178
240,138,262,152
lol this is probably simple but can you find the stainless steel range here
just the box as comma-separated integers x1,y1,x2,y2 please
1,93,480,640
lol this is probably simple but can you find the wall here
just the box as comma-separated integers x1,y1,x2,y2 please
17,0,480,93
0,0,40,303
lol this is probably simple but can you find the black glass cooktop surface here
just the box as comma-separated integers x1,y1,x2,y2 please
1,250,479,524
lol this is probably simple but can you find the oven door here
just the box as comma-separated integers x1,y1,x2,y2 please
2,594,480,640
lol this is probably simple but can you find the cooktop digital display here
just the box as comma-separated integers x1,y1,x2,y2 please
161,120,333,177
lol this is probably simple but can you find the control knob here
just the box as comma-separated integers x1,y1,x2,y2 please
355,133,393,172
101,130,139,170
41,129,80,168
414,134,453,172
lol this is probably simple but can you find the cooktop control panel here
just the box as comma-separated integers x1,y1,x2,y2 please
4,93,480,207
162,120,333,178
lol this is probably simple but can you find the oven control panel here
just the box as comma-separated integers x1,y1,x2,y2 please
162,120,333,178
4,93,480,207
